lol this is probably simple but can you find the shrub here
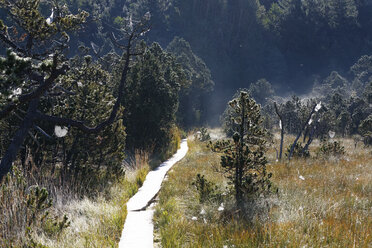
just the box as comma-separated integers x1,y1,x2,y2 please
192,174,220,203
359,115,372,146
316,141,345,158
195,127,211,142
0,166,69,247
286,142,310,158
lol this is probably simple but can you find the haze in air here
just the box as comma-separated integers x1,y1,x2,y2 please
0,1,371,247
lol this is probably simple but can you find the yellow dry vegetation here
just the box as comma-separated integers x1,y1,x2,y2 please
154,135,371,247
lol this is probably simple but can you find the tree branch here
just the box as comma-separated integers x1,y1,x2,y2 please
288,103,317,160
0,62,69,120
0,31,27,54
34,33,135,134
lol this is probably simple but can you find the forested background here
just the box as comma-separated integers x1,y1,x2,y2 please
8,0,370,123
2,0,371,124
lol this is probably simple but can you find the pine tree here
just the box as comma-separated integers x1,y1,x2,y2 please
211,91,272,211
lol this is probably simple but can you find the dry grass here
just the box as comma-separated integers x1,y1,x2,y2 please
0,151,150,248
154,134,372,247
35,152,150,248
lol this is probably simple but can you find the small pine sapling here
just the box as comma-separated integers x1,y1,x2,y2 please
210,91,272,212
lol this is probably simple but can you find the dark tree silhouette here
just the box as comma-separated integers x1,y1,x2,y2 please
0,0,150,181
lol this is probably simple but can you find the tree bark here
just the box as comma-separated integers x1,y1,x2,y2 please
0,99,39,180
288,104,317,160
236,97,245,209
274,102,284,160
302,124,317,155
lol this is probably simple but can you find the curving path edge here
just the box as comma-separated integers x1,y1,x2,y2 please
119,139,189,248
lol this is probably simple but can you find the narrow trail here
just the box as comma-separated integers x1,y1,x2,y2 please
119,139,189,248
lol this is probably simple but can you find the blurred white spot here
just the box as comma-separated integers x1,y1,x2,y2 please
54,126,68,137
308,119,313,125
315,102,322,112
77,82,83,87
46,9,54,25
12,88,22,96
218,203,224,212
279,120,282,130
144,11,151,21
128,15,133,31
329,131,335,139
191,216,197,221
299,175,305,181
200,208,206,215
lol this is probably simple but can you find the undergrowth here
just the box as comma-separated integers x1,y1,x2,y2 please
0,152,150,248
154,137,371,247
0,127,184,247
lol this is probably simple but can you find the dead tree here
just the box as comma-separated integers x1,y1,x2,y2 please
274,102,284,160
288,103,320,160
301,122,318,154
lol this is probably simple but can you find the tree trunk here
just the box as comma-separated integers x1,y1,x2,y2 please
302,124,317,155
236,98,246,209
274,103,284,160
0,99,39,181
288,104,317,160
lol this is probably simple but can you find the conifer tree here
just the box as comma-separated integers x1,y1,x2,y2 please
211,91,272,211
0,0,149,181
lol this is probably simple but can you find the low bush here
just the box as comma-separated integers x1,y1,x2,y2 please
285,142,310,158
0,166,69,247
192,174,221,203
316,141,345,158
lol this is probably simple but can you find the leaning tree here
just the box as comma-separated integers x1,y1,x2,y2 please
0,0,150,181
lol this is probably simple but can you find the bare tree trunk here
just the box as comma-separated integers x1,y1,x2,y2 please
0,99,39,180
274,102,284,160
302,124,317,155
288,104,317,160
236,98,246,209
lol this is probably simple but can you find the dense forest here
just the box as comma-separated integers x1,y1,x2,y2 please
3,0,372,122
0,0,371,247
29,0,372,121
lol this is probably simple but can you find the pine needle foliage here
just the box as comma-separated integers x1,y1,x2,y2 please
210,91,272,212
